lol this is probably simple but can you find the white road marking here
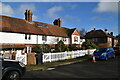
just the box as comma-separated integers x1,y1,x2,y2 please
46,68,55,71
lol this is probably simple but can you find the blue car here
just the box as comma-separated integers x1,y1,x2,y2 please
93,47,115,60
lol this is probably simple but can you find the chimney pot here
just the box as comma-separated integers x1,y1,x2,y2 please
110,32,113,36
25,9,32,22
53,18,62,27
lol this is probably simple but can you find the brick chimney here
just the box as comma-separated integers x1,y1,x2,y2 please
53,18,62,27
25,9,32,22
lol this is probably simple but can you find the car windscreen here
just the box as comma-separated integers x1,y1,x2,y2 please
96,48,107,52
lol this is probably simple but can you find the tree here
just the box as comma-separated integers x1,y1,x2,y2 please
55,40,66,52
82,39,98,50
79,28,87,37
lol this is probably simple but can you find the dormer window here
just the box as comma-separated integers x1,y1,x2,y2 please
36,23,43,27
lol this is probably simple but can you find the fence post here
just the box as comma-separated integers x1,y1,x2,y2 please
42,53,44,63
50,53,52,62
25,53,27,65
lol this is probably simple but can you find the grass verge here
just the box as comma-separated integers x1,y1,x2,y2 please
26,55,91,71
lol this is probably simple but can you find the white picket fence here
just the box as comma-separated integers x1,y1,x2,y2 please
15,50,27,65
43,49,96,63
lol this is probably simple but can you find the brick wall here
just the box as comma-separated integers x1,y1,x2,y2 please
27,53,36,65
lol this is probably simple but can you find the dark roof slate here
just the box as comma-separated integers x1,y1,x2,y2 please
85,29,117,39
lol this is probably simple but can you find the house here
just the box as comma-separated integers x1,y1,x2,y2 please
85,28,118,47
0,9,82,55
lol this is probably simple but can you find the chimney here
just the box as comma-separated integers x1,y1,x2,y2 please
53,18,62,27
110,32,113,36
25,9,32,22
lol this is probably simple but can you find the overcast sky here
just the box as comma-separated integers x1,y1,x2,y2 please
0,1,119,36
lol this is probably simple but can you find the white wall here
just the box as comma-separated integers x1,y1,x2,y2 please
0,32,70,45
0,32,37,44
71,35,80,44
38,35,69,44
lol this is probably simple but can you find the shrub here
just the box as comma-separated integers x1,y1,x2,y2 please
32,45,43,53
68,44,76,51
32,44,51,53
55,40,66,52
82,39,98,49
116,43,120,46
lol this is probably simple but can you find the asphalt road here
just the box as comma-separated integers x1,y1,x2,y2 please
22,55,120,79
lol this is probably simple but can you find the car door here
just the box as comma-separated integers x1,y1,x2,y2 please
108,48,114,57
106,48,112,58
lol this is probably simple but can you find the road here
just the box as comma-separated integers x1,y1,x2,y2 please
22,55,120,79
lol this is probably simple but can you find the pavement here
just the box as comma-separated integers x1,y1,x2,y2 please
22,55,120,79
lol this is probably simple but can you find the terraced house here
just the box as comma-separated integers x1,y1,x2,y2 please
0,9,83,53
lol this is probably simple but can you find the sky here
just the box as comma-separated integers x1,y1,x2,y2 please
0,1,119,36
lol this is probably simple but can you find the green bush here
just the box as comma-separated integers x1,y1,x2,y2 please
68,45,76,51
116,43,120,46
55,40,66,52
32,44,51,53
82,39,98,49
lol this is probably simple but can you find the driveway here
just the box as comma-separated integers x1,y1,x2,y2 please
22,55,120,79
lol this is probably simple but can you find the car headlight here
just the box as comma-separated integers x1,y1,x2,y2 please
101,52,106,56
19,62,25,67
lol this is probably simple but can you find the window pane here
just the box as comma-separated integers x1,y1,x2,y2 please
28,35,31,40
25,34,27,39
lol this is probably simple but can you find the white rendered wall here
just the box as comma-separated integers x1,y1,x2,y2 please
0,32,70,45
38,35,69,44
71,35,80,44
0,32,37,44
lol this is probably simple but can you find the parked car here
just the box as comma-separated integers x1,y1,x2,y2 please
1,59,26,80
113,46,120,55
93,47,115,60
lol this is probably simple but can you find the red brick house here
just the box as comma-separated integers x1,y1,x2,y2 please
85,28,118,47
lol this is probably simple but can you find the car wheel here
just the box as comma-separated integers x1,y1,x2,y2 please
4,71,20,80
113,54,115,58
105,56,108,61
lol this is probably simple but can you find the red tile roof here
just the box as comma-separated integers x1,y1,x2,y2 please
1,15,76,37
85,29,117,39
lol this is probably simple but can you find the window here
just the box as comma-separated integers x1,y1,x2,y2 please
62,38,66,42
25,34,27,40
28,35,31,40
74,36,78,42
25,34,31,40
36,23,43,27
92,38,98,42
57,38,59,42
42,35,47,41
